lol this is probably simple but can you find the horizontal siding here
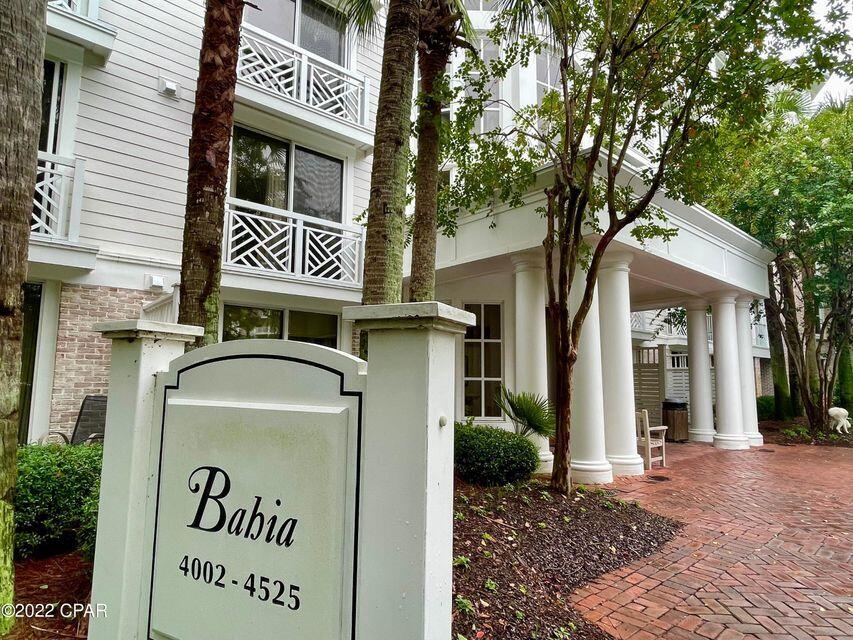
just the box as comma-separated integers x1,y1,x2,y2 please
74,0,381,262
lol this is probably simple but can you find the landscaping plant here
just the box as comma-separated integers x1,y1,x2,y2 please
454,422,539,486
15,445,102,560
495,385,556,439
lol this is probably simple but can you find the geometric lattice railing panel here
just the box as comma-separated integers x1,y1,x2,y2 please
224,197,364,287
238,24,366,126
32,152,78,239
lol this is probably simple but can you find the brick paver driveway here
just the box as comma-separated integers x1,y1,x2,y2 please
572,442,853,640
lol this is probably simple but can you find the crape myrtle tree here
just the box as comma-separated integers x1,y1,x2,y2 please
0,0,46,631
441,0,848,492
178,0,247,348
721,101,853,434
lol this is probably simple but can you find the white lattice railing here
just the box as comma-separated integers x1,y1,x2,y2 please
48,0,79,11
32,151,85,241
224,197,365,286
238,24,368,126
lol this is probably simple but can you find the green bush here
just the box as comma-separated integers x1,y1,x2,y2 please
454,423,539,486
756,395,775,421
78,476,100,563
15,444,103,559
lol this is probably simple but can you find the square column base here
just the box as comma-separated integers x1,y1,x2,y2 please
570,460,613,485
606,454,645,477
537,451,554,474
713,433,750,450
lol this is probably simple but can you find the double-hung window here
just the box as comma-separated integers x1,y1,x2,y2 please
231,126,344,223
243,0,347,65
465,37,501,134
536,50,560,105
463,303,503,418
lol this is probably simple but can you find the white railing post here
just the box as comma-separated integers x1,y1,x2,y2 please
298,52,310,104
86,0,99,19
361,77,370,126
67,157,85,242
357,226,366,285
293,217,305,276
222,205,233,265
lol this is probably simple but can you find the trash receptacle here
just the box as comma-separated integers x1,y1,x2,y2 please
662,399,689,442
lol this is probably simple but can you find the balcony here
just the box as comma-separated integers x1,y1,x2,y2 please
46,0,116,61
236,24,372,147
223,197,365,288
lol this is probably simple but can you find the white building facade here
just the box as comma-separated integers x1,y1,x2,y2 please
23,0,773,483
22,0,382,442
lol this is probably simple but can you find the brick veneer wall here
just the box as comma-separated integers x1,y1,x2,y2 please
49,283,158,433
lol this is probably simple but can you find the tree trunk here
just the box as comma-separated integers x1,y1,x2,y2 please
177,0,245,349
764,283,790,418
837,341,853,408
360,0,419,307
409,46,448,302
0,0,46,632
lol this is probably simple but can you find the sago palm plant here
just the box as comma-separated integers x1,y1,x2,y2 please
495,386,556,439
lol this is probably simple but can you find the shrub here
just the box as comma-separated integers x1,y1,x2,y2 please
78,476,100,563
455,423,539,486
756,395,775,421
15,444,103,559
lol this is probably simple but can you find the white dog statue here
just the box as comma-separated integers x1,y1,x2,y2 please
828,407,850,434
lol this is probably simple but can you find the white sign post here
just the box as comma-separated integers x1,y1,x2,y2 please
88,302,473,640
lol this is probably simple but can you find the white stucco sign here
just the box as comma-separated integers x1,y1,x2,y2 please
145,342,365,640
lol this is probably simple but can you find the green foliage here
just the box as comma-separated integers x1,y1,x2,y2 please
756,396,776,422
455,423,539,486
78,476,100,563
495,385,556,438
15,444,103,559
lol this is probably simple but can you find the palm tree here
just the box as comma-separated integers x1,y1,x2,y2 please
496,385,556,438
342,0,421,307
409,0,473,301
0,0,46,631
178,0,247,348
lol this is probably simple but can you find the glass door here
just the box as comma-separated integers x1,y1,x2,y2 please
18,284,43,444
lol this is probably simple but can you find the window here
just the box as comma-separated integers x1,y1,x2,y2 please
232,127,290,209
231,127,344,222
463,0,495,9
40,59,65,154
288,310,338,348
222,305,339,348
463,303,502,418
466,38,500,134
243,0,347,65
293,147,343,222
536,50,560,105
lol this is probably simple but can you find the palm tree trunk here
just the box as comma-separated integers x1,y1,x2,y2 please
0,0,46,632
361,0,419,306
177,0,245,348
409,47,448,302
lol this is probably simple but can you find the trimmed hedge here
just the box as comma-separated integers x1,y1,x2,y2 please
756,395,775,422
455,423,539,486
15,444,103,559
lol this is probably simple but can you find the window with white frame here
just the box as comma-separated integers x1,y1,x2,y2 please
465,37,501,134
40,59,65,154
222,304,339,348
243,0,347,65
463,0,496,9
231,126,344,222
463,303,503,418
536,50,560,105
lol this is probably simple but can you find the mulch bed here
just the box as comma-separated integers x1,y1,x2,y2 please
8,553,92,639
760,419,853,448
452,479,681,640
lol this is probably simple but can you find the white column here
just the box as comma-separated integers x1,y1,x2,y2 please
736,297,763,446
569,268,613,484
512,254,554,473
345,302,475,640
710,294,749,450
597,253,644,476
89,321,203,640
686,299,715,443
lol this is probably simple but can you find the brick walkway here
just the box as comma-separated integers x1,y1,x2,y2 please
571,443,853,640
